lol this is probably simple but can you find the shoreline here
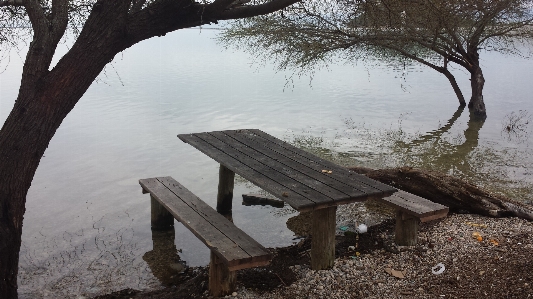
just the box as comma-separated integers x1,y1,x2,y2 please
95,212,533,299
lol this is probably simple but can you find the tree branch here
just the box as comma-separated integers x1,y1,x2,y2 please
51,0,69,38
206,0,237,12
0,0,23,7
214,0,300,20
24,0,48,30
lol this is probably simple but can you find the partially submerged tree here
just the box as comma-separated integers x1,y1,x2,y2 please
220,0,533,119
0,0,299,298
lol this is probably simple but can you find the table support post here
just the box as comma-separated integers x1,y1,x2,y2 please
217,164,235,219
311,206,337,270
209,251,236,297
150,195,174,230
395,210,419,246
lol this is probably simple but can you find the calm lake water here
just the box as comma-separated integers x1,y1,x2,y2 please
1,28,532,298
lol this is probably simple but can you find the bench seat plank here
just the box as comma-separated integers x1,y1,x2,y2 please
378,190,449,222
139,177,272,271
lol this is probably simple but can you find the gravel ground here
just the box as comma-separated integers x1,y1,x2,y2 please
231,214,533,299
98,212,533,299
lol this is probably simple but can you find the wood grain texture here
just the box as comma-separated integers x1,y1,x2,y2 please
209,251,237,297
311,206,337,270
139,177,271,271
178,133,315,211
178,129,398,212
222,130,367,198
378,190,449,222
395,210,419,246
150,195,174,230
244,129,397,194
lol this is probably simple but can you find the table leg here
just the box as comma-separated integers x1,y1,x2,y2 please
311,206,337,270
217,164,235,220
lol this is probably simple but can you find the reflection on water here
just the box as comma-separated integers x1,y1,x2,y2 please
289,107,533,205
143,228,188,286
394,107,485,176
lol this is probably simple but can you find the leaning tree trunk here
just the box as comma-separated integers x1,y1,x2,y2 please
0,1,303,296
348,166,533,221
0,2,135,297
468,64,487,120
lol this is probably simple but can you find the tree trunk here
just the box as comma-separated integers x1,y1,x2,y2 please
441,68,466,107
468,65,487,120
0,2,141,296
348,166,533,221
0,0,302,296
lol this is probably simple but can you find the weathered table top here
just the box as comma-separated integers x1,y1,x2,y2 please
178,129,397,212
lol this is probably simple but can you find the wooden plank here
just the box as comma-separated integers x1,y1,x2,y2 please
222,130,368,199
195,132,336,206
378,190,449,222
140,178,248,264
206,131,349,201
156,177,272,268
139,179,268,267
178,133,317,211
245,129,397,195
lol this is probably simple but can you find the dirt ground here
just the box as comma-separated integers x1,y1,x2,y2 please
94,217,533,299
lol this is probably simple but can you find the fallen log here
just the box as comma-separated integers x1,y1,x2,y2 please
348,166,533,221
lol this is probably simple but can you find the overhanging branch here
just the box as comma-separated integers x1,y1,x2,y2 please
0,0,23,7
214,0,300,20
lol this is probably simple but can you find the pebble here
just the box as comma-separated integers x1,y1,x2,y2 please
241,214,532,299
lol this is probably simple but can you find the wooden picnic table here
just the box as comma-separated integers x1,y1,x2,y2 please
178,129,397,270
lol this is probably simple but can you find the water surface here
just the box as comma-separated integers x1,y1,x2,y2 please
0,29,531,298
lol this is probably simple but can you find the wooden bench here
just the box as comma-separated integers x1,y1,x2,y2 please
376,190,449,246
139,176,272,297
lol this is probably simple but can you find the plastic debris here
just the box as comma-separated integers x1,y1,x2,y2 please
339,226,349,231
357,224,368,234
489,239,499,246
321,169,333,174
432,263,445,275
348,245,356,251
355,252,361,257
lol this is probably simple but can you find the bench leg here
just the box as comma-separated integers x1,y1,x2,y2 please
209,251,236,297
311,206,337,270
395,210,419,246
217,164,235,220
150,195,174,230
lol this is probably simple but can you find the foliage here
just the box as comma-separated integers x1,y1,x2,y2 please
220,0,533,116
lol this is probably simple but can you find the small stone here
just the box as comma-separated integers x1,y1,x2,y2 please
232,292,237,296
317,285,324,290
